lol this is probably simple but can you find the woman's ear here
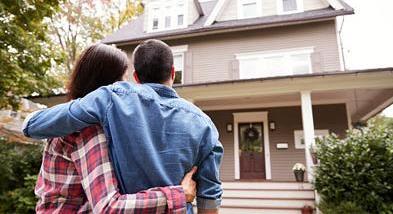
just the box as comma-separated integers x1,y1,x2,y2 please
133,71,141,84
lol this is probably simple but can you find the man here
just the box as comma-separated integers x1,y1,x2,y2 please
23,40,223,213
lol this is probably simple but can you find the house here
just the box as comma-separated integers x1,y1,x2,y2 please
31,0,393,213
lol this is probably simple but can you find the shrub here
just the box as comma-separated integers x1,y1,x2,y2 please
0,138,43,214
314,122,393,214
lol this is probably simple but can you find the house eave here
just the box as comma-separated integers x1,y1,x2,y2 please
175,67,393,89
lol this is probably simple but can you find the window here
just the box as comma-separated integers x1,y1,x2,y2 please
278,0,303,14
148,0,186,32
165,16,171,28
236,48,313,79
173,53,184,84
294,130,329,149
171,45,188,84
238,0,262,19
177,14,184,26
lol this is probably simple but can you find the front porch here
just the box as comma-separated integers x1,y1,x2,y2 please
176,68,393,184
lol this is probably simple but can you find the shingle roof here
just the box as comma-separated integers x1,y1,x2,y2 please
102,0,353,45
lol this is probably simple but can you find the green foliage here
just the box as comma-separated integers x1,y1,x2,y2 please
49,0,143,82
0,0,62,109
318,201,367,214
314,118,393,214
0,138,43,213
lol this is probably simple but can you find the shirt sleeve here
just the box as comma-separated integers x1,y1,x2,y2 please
70,126,187,214
22,87,112,139
195,119,224,210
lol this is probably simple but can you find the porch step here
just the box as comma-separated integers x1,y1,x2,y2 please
223,189,315,199
219,182,315,214
219,208,302,214
223,182,313,190
221,198,315,209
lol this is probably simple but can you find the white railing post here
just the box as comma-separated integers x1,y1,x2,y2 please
300,91,316,182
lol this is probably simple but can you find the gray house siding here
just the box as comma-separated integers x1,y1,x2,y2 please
205,103,348,181
122,20,341,85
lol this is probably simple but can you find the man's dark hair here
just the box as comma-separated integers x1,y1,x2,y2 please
133,39,174,83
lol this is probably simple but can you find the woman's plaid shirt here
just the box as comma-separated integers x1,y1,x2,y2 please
35,125,186,213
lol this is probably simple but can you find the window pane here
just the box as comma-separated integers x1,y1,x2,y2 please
291,53,310,74
242,2,258,18
153,18,159,30
239,58,260,79
174,71,182,84
263,56,288,77
177,14,184,26
174,54,183,71
165,16,171,28
173,54,183,84
283,0,298,12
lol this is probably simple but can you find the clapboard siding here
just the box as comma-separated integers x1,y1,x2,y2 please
205,104,348,181
121,20,340,85
217,0,330,21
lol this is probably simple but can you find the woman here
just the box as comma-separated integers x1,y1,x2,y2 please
35,44,196,213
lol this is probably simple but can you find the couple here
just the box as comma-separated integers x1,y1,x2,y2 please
23,40,223,213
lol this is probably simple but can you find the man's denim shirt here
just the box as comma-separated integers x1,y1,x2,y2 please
23,82,223,211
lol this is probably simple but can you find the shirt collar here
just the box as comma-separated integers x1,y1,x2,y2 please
144,83,179,98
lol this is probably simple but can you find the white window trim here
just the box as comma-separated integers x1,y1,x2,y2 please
235,47,314,78
171,45,188,84
237,0,263,19
147,0,188,33
277,0,304,15
233,112,272,180
294,129,329,149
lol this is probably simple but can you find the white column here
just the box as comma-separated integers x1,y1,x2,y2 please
300,91,316,182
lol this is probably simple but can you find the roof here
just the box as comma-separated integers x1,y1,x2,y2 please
174,67,393,88
102,0,354,45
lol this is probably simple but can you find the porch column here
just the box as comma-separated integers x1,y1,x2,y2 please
300,91,316,182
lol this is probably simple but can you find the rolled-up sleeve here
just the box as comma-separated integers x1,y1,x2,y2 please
23,87,112,139
195,119,224,209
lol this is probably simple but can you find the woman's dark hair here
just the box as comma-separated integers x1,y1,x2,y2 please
67,44,129,100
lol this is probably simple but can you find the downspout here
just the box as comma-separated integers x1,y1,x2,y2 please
339,16,347,70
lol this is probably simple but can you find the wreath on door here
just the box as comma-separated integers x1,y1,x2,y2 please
244,126,259,141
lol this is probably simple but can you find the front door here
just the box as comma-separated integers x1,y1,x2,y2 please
239,123,265,179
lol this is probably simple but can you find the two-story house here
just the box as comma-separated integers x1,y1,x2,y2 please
30,0,393,213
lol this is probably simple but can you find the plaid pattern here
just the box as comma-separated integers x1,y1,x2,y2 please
35,125,186,214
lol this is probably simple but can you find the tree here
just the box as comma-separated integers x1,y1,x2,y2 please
0,0,62,109
49,0,143,82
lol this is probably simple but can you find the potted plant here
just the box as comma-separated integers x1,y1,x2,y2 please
292,163,306,182
301,205,314,214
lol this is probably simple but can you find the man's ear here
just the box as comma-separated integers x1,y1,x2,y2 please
133,71,141,84
171,66,175,81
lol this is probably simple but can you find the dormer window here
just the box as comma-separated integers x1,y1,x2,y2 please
278,0,304,14
148,0,187,32
238,0,262,19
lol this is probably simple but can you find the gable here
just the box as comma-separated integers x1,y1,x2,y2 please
217,0,330,22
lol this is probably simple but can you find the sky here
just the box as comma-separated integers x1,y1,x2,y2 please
340,0,393,117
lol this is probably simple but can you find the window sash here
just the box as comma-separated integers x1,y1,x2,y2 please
238,0,262,19
283,0,298,12
173,53,184,84
148,0,186,32
238,49,312,79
